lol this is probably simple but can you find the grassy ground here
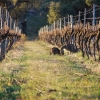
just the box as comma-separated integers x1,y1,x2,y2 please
0,36,100,100
0,13,100,100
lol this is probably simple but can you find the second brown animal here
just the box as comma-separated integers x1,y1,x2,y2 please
50,47,64,55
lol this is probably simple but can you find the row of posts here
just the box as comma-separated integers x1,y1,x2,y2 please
0,6,21,33
39,4,96,34
0,6,22,61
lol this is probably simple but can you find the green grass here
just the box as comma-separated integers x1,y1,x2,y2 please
0,40,100,100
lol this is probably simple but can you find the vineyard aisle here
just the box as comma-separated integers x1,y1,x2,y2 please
0,15,100,100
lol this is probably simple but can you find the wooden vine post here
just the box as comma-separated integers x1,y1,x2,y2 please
1,18,2,29
68,14,70,26
57,20,59,29
93,4,96,30
54,21,55,30
1,39,6,59
70,15,73,30
0,7,1,18
84,8,86,27
0,7,3,29
6,9,9,26
78,11,81,27
41,27,43,34
46,25,48,33
10,16,12,29
60,18,61,31
64,17,66,28
50,24,52,32
92,4,96,60
44,26,45,33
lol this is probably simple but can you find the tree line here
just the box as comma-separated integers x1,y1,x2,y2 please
47,0,100,24
0,0,46,20
1,0,100,28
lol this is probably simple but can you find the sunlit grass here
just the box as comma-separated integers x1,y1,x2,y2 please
0,39,100,100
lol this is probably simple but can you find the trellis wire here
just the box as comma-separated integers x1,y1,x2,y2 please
39,4,100,34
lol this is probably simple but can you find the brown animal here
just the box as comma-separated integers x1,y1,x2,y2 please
61,44,78,54
50,47,64,55
50,47,60,55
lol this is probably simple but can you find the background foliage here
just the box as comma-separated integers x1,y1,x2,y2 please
0,0,100,23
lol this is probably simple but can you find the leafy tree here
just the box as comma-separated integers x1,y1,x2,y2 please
31,0,46,8
85,0,96,6
60,0,86,16
0,0,44,19
10,2,27,20
96,0,100,5
47,2,61,24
